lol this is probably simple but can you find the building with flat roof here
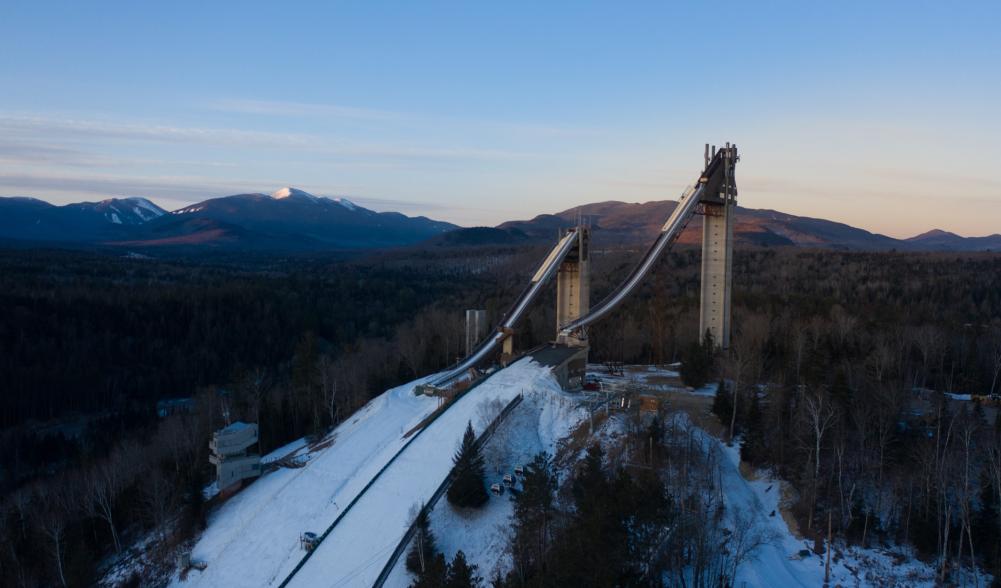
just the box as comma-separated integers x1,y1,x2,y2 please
531,344,589,391
210,421,261,491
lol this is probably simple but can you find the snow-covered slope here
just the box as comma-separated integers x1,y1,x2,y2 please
696,417,958,587
173,375,440,588
286,358,556,587
174,358,560,588
382,384,590,586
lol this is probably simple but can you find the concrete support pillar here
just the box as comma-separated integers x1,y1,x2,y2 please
699,201,733,349
556,227,590,347
464,309,487,357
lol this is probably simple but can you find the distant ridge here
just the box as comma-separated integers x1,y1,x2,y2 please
487,200,997,252
904,228,1001,251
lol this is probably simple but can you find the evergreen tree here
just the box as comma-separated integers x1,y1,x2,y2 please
445,550,481,588
711,378,733,422
680,331,715,388
563,444,628,586
406,507,439,575
410,553,448,588
508,452,557,583
447,422,489,508
572,444,610,517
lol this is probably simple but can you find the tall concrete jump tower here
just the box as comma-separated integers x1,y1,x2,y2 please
697,143,737,349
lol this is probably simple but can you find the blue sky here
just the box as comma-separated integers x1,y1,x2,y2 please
1,1,999,236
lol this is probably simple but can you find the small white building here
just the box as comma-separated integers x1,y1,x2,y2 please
210,422,261,491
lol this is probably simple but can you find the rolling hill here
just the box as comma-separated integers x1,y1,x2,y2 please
490,200,997,251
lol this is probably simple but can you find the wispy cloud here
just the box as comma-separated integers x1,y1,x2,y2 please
0,138,243,169
0,171,265,201
208,99,403,121
0,112,539,162
0,141,102,166
207,98,602,139
0,114,317,148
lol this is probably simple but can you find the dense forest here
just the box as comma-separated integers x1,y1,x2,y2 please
1,244,1000,586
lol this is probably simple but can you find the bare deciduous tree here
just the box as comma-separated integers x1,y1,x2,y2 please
35,482,78,587
85,456,127,553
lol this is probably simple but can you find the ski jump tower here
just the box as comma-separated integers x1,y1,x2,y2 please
697,144,737,349
427,143,737,391
555,143,738,350
555,225,590,347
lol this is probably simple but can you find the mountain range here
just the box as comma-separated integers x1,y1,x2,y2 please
0,188,456,250
0,190,998,252
0,196,167,242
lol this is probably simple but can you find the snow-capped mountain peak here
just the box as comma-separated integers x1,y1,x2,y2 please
271,187,319,202
271,187,360,211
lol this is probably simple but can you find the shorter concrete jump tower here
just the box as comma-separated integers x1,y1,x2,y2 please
555,225,590,347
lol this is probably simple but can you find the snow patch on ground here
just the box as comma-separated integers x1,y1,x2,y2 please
332,197,357,211
261,437,310,465
586,363,699,395
395,389,590,585
98,527,174,587
684,415,956,587
131,197,165,217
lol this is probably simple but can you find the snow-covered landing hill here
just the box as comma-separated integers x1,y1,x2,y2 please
173,358,559,588
172,374,439,587
286,359,559,587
